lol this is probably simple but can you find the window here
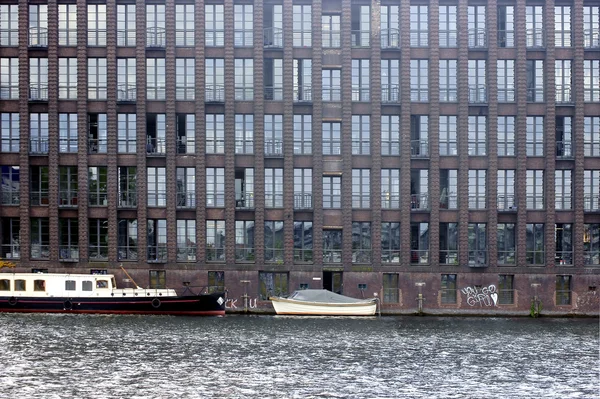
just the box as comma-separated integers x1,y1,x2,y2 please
352,169,370,208
234,4,253,47
208,271,225,293
147,167,166,207
259,272,288,300
235,168,254,209
410,60,429,102
497,170,516,211
440,169,458,209
352,60,370,102
498,6,515,47
527,60,544,102
88,166,107,206
29,5,48,47
323,176,341,208
468,116,487,156
584,60,600,102
352,222,371,264
33,280,45,292
411,169,429,210
468,60,487,103
265,168,283,208
176,59,195,100
293,115,312,155
118,166,137,207
411,115,429,158
58,114,78,153
293,59,312,102
117,4,136,47
556,276,571,305
235,114,254,154
59,218,78,260
87,113,107,153
147,219,167,262
147,59,166,100
323,229,342,263
411,223,429,264
118,114,136,153
205,59,225,102
439,116,457,156
88,219,108,260
410,5,429,47
234,59,253,101
176,168,196,208
584,170,600,211
58,58,78,99
1,113,19,152
234,221,255,262
381,169,400,209
527,170,544,210
526,6,545,48
87,4,106,46
382,274,399,303
381,60,400,103
584,117,600,157
439,5,457,47
555,60,572,103
584,224,600,265
176,114,195,154
584,6,599,48
88,58,107,100
322,122,341,155
468,170,486,209
322,69,341,101
117,58,136,101
381,5,400,48
498,116,515,156
176,220,196,262
265,221,284,262
439,223,458,265
264,59,283,101
264,4,283,48
441,274,457,304
0,58,19,99
30,58,48,100
555,6,571,47
174,4,194,46
58,5,77,46
439,60,457,102
556,116,573,158
293,5,312,47
381,115,400,156
294,169,312,209
468,223,487,266
59,166,78,207
555,170,572,210
118,219,138,261
468,6,486,48
381,223,400,264
497,60,515,102
30,166,49,206
322,15,341,48
526,223,545,265
146,4,165,47
498,275,514,305
206,114,224,154
1,166,19,206
205,5,224,46
146,113,166,154
206,220,225,262
264,115,283,156
149,270,166,289
0,5,18,46
351,5,370,47
206,168,225,207
555,224,573,266
351,115,370,155
294,222,313,263
1,218,20,259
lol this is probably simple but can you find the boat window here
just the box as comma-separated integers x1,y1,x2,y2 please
65,280,76,291
82,281,93,291
96,280,108,289
15,280,26,291
34,280,46,292
0,279,10,291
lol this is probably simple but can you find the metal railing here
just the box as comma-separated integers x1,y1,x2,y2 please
147,192,167,207
177,192,196,208
264,140,283,157
381,84,400,103
234,87,253,101
468,251,488,267
205,30,224,47
1,245,20,259
584,29,600,48
440,87,458,102
526,195,545,210
584,194,600,211
351,30,370,47
584,88,600,102
89,192,108,206
265,193,284,208
352,87,370,102
498,88,515,102
59,245,79,261
0,29,18,46
381,29,400,49
381,193,400,209
439,250,458,265
30,191,49,206
177,138,193,154
323,250,342,264
0,86,18,100
293,87,312,102
176,87,195,101
117,84,136,102
116,30,136,47
410,88,429,102
146,27,166,48
29,86,48,101
294,193,312,209
206,247,225,262
146,138,166,156
59,192,78,207
207,193,225,207
497,194,517,211
497,251,516,265
235,193,254,209
30,139,49,154
469,86,487,103
498,289,514,305
527,87,544,102
411,139,429,158
205,86,225,102
410,250,429,264
409,31,428,47
555,85,573,103
119,192,137,208
352,250,371,264
176,247,197,262
439,30,457,47
294,249,313,263
264,27,283,48
29,27,48,47
322,31,341,48
468,196,487,209
381,250,400,263
235,248,254,262
439,194,458,209
88,138,108,154
1,191,19,205
526,28,545,48
147,246,168,262
468,28,487,48
411,193,430,210
556,141,573,158
264,87,283,101
498,30,515,47
584,252,600,266
322,87,341,102
555,252,573,266
30,244,50,259
118,247,138,261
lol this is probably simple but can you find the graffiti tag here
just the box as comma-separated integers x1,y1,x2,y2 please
461,285,498,307
225,297,258,309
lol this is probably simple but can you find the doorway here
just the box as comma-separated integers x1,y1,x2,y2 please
323,271,343,294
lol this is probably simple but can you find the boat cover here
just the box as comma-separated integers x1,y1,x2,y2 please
288,289,374,304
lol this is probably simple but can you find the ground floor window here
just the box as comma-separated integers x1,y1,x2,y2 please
498,275,514,305
208,271,225,293
383,273,399,303
149,270,166,289
259,272,288,300
556,275,571,305
441,274,457,304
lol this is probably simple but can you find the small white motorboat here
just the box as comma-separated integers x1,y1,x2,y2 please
270,289,377,316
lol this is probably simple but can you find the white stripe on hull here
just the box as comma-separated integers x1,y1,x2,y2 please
271,299,376,316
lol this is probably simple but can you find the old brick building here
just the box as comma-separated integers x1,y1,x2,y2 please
0,0,599,314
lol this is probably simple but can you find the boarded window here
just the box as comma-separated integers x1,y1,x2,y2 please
65,280,76,290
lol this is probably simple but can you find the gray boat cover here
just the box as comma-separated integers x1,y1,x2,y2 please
288,289,374,304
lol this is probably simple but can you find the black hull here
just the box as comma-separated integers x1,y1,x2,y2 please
0,292,226,316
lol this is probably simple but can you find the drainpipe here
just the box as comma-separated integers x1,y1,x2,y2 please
415,282,426,315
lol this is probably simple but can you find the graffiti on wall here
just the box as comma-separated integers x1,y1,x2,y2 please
225,297,257,309
461,285,498,307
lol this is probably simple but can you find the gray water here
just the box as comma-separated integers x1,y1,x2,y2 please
0,314,598,399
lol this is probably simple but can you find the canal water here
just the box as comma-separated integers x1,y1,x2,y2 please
0,315,598,399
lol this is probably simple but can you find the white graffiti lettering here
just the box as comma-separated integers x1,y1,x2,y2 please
225,299,238,309
461,285,498,307
225,297,259,309
248,298,257,309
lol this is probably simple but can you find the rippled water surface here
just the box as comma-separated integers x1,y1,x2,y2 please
0,314,598,398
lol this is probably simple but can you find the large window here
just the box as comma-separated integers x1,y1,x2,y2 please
1,166,19,206
584,170,600,211
147,167,166,207
352,169,370,208
440,169,458,209
468,116,487,156
175,4,194,47
1,113,19,153
584,60,600,102
58,218,78,260
118,219,138,261
497,223,516,265
293,115,312,155
439,223,458,265
383,274,399,303
468,170,486,209
410,115,429,158
0,58,19,99
322,15,341,48
323,230,342,263
30,166,49,206
235,221,254,262
293,5,312,47
117,58,136,101
206,114,225,154
147,58,166,100
294,169,312,209
351,115,370,155
497,170,516,211
206,59,225,102
205,5,224,47
322,122,341,155
118,167,137,207
146,4,165,47
584,224,600,265
526,116,544,156
293,59,312,102
206,220,225,262
526,6,544,48
381,169,400,209
381,6,400,48
381,223,400,263
381,116,400,156
468,6,486,48
468,60,487,103
58,166,78,207
584,117,600,157
441,274,457,304
88,166,107,206
259,272,288,300
147,219,167,262
116,4,136,47
59,114,78,153
527,60,544,102
352,60,370,102
88,58,107,100
176,59,195,100
0,5,19,47
323,176,341,208
293,222,313,263
58,4,77,46
381,60,400,103
439,60,457,102
498,275,514,305
176,168,196,208
410,5,429,47
527,170,545,210
555,170,572,210
234,59,253,101
468,223,487,266
584,6,599,48
556,276,571,305
117,114,136,153
555,224,573,266
149,270,166,289
498,116,515,156
439,5,457,47
30,58,48,100
322,69,341,101
352,222,371,264
264,221,284,262
88,219,108,261
410,60,428,102
264,59,283,101
235,114,254,154
410,223,429,264
58,58,77,99
265,168,284,208
29,5,48,47
30,218,50,259
176,220,196,262
87,4,106,46
351,5,370,47
177,114,195,154
498,6,515,47
526,223,545,266
497,60,515,102
234,4,253,47
206,168,225,207
439,116,457,156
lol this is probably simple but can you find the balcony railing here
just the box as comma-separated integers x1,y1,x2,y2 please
497,194,517,211
59,192,78,207
146,27,166,48
381,250,400,263
207,193,225,207
293,87,312,102
206,31,224,47
1,191,19,205
584,194,600,212
148,246,167,262
31,191,49,206
235,193,254,209
381,193,400,209
351,30,370,47
294,249,313,263
205,86,225,102
177,247,197,262
381,84,400,103
440,87,458,102
381,29,400,49
118,246,138,261
0,29,18,46
323,250,342,264
498,30,515,48
352,87,370,102
88,246,108,261
469,86,487,103
555,251,573,266
584,29,600,49
556,141,573,159
117,84,136,102
264,27,283,48
30,244,50,259
555,85,573,104
323,88,341,102
29,139,48,155
88,192,107,206
411,139,429,158
526,28,545,48
527,86,544,102
439,250,458,265
411,193,429,210
265,193,284,208
468,28,487,48
29,27,48,47
88,138,108,154
584,252,600,266
29,86,48,101
59,245,79,261
498,88,515,103
322,31,341,48
177,191,196,208
264,87,283,101
146,138,166,156
526,196,545,210
439,30,457,47
116,30,136,47
410,88,428,102
0,86,18,100
352,250,371,264
294,193,312,209
234,88,253,101
498,251,516,265
264,140,283,157
410,249,429,264
1,244,20,259
439,194,458,209
147,193,167,207
469,250,488,267
119,192,137,208
409,31,428,47
235,248,255,262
